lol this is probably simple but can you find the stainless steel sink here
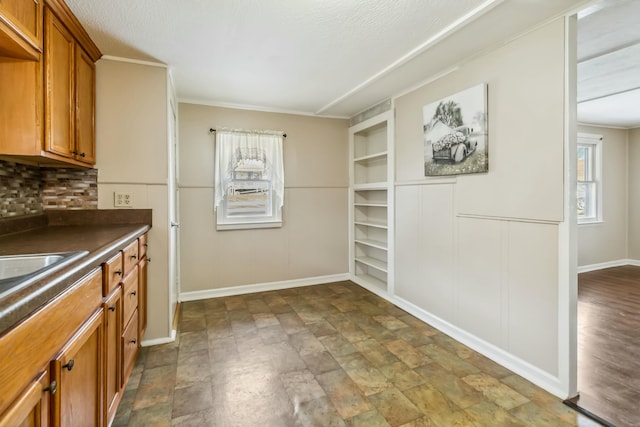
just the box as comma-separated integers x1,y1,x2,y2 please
0,251,88,297
0,254,67,280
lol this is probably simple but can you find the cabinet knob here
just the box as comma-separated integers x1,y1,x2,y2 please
130,291,137,297
108,305,116,312
44,380,57,395
130,339,137,345
131,254,137,260
63,360,75,371
144,243,148,247
115,269,122,276
80,152,86,158
72,150,79,155
147,257,151,263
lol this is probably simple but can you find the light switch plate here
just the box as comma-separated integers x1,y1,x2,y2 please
114,192,133,207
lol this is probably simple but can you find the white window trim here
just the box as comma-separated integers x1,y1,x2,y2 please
577,132,603,225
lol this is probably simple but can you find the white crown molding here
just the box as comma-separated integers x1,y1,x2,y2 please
100,55,168,68
577,121,633,130
178,98,349,120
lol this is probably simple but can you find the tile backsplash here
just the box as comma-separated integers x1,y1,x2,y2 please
0,160,98,217
42,168,98,210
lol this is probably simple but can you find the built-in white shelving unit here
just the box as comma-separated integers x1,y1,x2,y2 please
349,111,394,295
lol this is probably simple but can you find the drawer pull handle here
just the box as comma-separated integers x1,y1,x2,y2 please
108,305,116,312
115,269,122,276
144,243,148,247
130,291,137,296
63,360,75,371
130,339,137,345
44,380,57,395
131,254,137,260
72,150,78,155
80,152,86,158
147,257,151,263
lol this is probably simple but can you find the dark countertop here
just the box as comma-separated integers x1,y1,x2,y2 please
0,210,151,334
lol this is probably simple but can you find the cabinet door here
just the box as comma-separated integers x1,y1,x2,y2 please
138,256,147,338
0,370,51,427
74,46,95,164
104,288,122,427
122,266,139,328
121,311,138,387
51,309,103,427
44,9,74,159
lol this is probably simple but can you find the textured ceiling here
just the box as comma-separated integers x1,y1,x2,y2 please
65,0,587,118
577,0,640,128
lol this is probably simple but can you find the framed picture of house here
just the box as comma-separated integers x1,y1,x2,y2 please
423,83,488,176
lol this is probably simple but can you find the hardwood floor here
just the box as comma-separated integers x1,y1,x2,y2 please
574,265,640,427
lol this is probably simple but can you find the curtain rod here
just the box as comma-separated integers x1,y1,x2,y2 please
209,128,287,138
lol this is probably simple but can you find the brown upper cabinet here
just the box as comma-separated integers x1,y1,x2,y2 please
0,0,43,60
44,7,96,165
0,0,101,167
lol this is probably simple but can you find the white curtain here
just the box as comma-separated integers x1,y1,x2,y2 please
214,129,284,210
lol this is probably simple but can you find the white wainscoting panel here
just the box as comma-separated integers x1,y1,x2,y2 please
507,221,559,375
457,217,503,347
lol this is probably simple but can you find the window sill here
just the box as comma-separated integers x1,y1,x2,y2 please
578,220,603,226
217,220,282,231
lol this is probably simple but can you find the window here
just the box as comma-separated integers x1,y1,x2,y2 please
577,133,602,224
214,129,284,230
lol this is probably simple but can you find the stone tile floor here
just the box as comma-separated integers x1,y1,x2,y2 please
113,281,602,426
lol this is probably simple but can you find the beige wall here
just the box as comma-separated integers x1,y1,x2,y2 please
178,103,349,293
577,125,628,267
394,19,565,380
96,61,168,184
629,128,640,259
96,59,172,342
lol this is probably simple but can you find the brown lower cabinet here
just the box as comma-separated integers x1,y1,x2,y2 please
52,309,103,427
0,232,149,427
0,370,50,427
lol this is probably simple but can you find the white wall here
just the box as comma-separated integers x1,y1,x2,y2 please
178,103,349,296
95,59,173,343
577,125,628,268
393,18,567,395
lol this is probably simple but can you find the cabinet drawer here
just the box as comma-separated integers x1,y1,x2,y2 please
122,240,139,276
102,252,123,296
121,311,138,386
138,234,147,259
121,266,138,326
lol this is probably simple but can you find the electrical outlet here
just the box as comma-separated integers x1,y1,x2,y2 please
114,192,133,208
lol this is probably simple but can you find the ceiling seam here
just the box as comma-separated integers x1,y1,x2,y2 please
314,0,505,115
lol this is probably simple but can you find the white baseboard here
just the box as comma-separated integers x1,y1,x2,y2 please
352,276,566,399
578,258,640,273
141,328,176,347
179,273,351,302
